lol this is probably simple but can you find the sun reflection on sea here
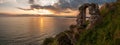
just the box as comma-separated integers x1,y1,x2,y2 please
39,17,44,31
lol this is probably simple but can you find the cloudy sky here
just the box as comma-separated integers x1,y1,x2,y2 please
0,0,116,15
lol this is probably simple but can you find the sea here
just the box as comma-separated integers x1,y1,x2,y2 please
0,16,76,45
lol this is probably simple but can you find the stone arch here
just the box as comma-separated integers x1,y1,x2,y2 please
76,3,102,29
76,3,90,27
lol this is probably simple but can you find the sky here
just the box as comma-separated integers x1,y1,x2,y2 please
0,0,116,15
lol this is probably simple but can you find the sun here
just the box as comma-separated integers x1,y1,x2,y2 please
33,9,54,15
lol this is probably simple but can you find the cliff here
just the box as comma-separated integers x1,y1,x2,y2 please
76,1,120,45
43,0,120,45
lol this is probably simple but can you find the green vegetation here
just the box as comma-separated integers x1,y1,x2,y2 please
77,2,120,45
43,1,120,45
43,37,54,45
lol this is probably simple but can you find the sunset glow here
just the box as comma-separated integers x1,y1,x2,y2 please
0,0,115,15
33,9,54,15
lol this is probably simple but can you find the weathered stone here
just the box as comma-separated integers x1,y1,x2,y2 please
54,27,81,45
76,3,102,30
43,3,103,45
43,37,54,45
86,3,102,29
69,25,77,30
55,31,73,45
76,3,90,27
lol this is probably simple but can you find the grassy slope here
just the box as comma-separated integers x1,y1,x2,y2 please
77,2,120,45
43,1,120,45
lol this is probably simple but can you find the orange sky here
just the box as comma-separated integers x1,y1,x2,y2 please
0,0,116,16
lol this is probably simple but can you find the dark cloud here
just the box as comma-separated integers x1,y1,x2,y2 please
55,0,116,10
88,0,116,4
17,0,116,13
58,0,89,10
17,4,62,13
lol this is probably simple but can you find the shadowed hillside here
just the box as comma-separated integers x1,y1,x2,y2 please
77,1,120,45
43,0,120,45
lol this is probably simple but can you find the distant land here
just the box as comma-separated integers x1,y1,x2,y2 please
0,13,76,18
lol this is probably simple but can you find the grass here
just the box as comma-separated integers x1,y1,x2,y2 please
76,2,120,45
43,1,120,45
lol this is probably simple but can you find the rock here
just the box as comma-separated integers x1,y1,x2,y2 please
43,3,103,45
86,3,102,30
54,28,81,45
69,25,77,30
43,37,54,45
76,3,102,30
55,32,73,45
76,3,90,27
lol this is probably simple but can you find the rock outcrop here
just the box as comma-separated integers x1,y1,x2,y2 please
76,3,102,30
76,3,90,28
43,3,103,45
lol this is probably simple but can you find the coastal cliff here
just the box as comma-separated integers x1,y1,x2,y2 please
43,0,120,45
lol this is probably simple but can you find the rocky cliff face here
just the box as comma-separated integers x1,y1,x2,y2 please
43,1,120,45
43,3,103,45
77,3,102,30
76,0,120,45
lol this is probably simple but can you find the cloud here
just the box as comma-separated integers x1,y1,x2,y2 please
0,0,3,3
88,0,117,4
17,0,81,13
17,0,116,14
0,0,17,4
0,0,18,7
29,0,34,4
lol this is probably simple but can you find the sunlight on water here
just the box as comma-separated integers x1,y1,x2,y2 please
39,17,44,32
0,17,76,45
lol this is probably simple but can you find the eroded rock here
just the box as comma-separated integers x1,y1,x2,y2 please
77,3,102,30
